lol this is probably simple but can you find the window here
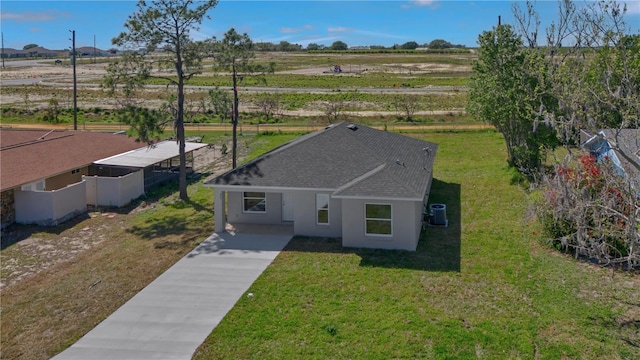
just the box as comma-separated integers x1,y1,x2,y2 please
365,203,392,236
243,192,266,213
316,194,330,225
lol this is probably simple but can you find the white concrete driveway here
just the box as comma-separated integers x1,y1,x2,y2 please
51,224,292,360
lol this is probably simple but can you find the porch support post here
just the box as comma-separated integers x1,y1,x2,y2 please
214,188,226,233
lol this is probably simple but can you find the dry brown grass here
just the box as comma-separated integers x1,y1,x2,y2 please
0,184,214,360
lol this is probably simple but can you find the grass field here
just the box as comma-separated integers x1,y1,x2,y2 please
193,130,640,359
145,73,470,88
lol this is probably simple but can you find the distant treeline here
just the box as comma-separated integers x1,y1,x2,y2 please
253,39,468,52
305,48,472,54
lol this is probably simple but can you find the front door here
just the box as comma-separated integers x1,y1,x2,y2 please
282,192,294,222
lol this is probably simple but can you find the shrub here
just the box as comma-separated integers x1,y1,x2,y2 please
537,155,639,269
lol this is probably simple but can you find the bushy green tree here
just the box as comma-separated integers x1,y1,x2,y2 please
400,41,419,50
330,41,348,50
467,24,556,178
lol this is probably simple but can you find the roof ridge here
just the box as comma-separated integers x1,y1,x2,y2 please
333,163,386,194
0,132,74,151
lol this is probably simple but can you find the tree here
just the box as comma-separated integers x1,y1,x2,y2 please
467,24,557,178
46,97,60,123
324,100,346,124
393,94,420,121
400,41,419,50
501,0,639,268
427,39,452,49
23,43,38,50
306,43,320,51
278,41,301,51
105,0,218,200
254,92,281,121
330,40,348,50
208,87,232,123
211,28,274,168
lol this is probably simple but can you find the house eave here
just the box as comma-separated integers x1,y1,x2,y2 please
206,184,336,193
331,194,424,202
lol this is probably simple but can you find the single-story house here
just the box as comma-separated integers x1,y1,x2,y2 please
205,122,438,251
1,129,206,228
581,129,640,194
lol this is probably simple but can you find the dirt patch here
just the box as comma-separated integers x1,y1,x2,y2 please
0,215,118,289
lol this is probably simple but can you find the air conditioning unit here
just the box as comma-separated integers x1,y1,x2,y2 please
430,203,447,227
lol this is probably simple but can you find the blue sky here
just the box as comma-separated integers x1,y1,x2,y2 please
1,1,639,50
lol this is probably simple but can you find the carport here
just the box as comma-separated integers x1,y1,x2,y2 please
91,141,208,192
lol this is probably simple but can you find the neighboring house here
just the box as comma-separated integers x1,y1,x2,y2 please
205,122,438,251
581,129,640,193
76,46,110,57
0,46,108,59
0,48,28,59
1,129,206,228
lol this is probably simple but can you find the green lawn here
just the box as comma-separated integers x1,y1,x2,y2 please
193,130,640,359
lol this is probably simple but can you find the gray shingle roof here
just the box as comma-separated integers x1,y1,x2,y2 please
206,122,438,200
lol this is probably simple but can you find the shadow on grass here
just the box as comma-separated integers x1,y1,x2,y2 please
284,178,461,272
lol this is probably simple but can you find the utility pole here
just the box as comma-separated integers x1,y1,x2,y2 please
70,30,77,130
1,32,5,69
93,34,96,64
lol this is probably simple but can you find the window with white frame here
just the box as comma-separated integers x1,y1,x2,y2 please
316,194,329,225
243,192,266,213
365,203,392,236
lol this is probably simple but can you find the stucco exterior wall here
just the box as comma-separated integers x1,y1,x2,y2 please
84,170,144,207
341,198,420,251
227,191,283,224
46,167,88,190
292,190,342,238
15,181,86,225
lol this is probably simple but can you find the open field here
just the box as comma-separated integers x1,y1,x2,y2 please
0,52,472,123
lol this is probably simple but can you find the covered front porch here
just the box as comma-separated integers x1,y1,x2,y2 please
213,187,293,233
212,187,342,238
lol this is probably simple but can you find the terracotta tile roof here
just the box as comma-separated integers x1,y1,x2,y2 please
1,129,145,191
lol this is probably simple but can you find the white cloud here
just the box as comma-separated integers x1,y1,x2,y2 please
328,26,351,33
280,25,314,34
280,27,300,34
413,0,436,5
355,29,405,40
403,1,439,9
1,10,70,22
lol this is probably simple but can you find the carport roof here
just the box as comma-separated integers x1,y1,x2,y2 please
94,141,207,168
